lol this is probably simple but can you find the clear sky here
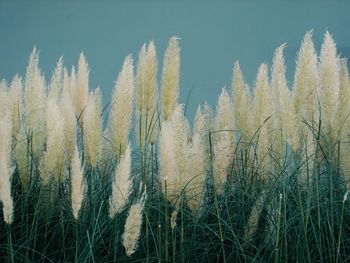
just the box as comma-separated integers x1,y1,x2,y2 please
0,0,349,120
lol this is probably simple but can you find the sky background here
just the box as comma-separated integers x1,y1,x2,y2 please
0,0,349,120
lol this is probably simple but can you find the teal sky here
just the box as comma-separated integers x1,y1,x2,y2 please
0,0,349,119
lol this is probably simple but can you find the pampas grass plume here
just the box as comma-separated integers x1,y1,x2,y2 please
0,115,14,224
40,98,65,184
109,143,132,217
24,47,47,158
74,53,89,119
83,88,103,168
161,36,180,122
108,55,134,156
135,41,159,150
122,194,146,257
213,88,234,194
71,145,85,220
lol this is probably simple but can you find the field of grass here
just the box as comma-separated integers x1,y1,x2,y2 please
0,32,350,262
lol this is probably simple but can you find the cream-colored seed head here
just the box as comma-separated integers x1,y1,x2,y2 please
253,64,272,175
171,104,190,195
9,75,23,139
291,31,319,151
186,106,207,214
83,88,103,168
135,41,159,150
15,124,29,189
71,145,85,220
40,98,65,185
293,31,319,123
60,88,77,161
271,44,290,158
0,158,14,224
109,143,132,218
49,57,63,101
232,62,251,140
62,67,70,101
335,58,350,140
0,80,9,118
60,67,78,160
159,120,178,202
24,47,47,158
161,36,180,122
213,88,235,194
109,55,134,156
74,53,89,119
319,31,340,140
0,115,14,224
122,199,145,257
243,191,267,245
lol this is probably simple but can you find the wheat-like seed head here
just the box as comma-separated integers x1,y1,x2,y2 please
74,53,89,119
135,41,159,150
40,98,65,185
122,199,145,256
83,88,103,168
49,57,63,101
24,48,47,158
0,115,14,224
109,55,134,156
161,36,180,122
213,88,235,194
71,145,85,220
320,31,340,141
109,143,132,218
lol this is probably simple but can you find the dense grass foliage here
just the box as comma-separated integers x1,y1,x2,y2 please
0,32,350,262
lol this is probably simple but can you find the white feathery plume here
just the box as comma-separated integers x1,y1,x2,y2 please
74,53,89,119
69,66,77,104
186,105,208,214
40,98,65,185
109,143,132,217
171,104,190,196
9,75,23,139
291,32,319,151
159,120,178,202
61,67,70,101
271,44,290,158
213,88,235,194
338,59,350,190
336,58,350,140
122,193,146,257
135,41,159,150
161,36,180,122
232,62,252,140
319,31,340,140
243,191,267,245
83,88,103,168
253,64,271,128
293,31,319,125
24,47,47,158
99,129,113,178
60,75,77,161
49,57,63,101
108,55,134,156
242,83,254,140
15,124,29,189
0,80,9,118
0,115,14,224
159,105,190,204
71,145,85,220
253,64,271,177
